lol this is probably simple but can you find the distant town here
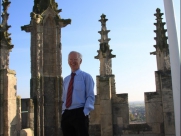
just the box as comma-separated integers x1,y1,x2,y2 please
129,101,145,123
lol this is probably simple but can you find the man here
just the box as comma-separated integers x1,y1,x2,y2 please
61,51,95,136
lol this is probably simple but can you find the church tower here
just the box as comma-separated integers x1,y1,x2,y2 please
21,0,71,135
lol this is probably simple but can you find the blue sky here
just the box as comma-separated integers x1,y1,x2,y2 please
1,0,180,101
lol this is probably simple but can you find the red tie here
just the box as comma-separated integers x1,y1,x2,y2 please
66,73,76,108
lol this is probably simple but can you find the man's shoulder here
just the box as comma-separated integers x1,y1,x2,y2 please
78,70,94,81
79,70,91,77
64,75,70,80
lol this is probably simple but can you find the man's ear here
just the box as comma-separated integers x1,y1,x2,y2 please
80,59,82,64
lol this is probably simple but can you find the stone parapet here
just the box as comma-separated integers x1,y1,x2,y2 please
90,104,100,125
112,93,129,129
122,123,152,135
144,92,162,102
112,103,129,125
112,93,128,104
0,69,20,135
145,101,163,123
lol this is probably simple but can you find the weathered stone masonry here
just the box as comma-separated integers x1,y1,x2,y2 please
21,0,71,135
0,1,21,136
144,8,175,136
89,10,175,136
89,14,129,136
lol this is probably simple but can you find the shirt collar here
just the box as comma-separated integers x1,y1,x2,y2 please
71,69,81,76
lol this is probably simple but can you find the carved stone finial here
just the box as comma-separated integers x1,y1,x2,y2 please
153,8,169,52
2,0,11,12
95,14,116,76
0,0,14,69
33,0,59,14
151,8,170,71
99,14,108,27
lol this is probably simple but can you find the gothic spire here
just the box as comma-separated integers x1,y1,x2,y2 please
0,0,13,48
95,14,116,76
150,8,170,71
151,8,169,55
0,0,14,69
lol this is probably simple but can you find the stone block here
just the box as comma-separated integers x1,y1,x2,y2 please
145,102,163,123
161,71,172,91
100,100,112,114
117,117,123,128
96,77,100,95
163,112,175,135
102,131,113,136
16,97,22,134
0,107,3,135
44,77,56,103
94,95,100,105
147,123,163,134
112,93,128,104
162,91,173,102
144,92,162,102
123,123,152,135
112,103,129,125
2,70,17,101
20,128,34,136
112,104,129,116
0,94,3,107
99,81,111,100
90,105,100,124
44,105,56,126
29,113,34,130
89,124,101,136
109,76,116,94
155,71,161,92
101,115,113,136
6,99,17,125
162,101,174,112
37,26,43,32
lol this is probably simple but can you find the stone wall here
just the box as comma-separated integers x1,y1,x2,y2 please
0,69,21,136
89,75,129,136
112,93,129,136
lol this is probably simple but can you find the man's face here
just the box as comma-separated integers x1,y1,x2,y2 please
68,52,82,72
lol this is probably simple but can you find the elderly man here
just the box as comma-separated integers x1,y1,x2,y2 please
61,51,95,136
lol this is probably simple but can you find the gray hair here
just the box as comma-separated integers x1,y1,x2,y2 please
68,51,82,59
